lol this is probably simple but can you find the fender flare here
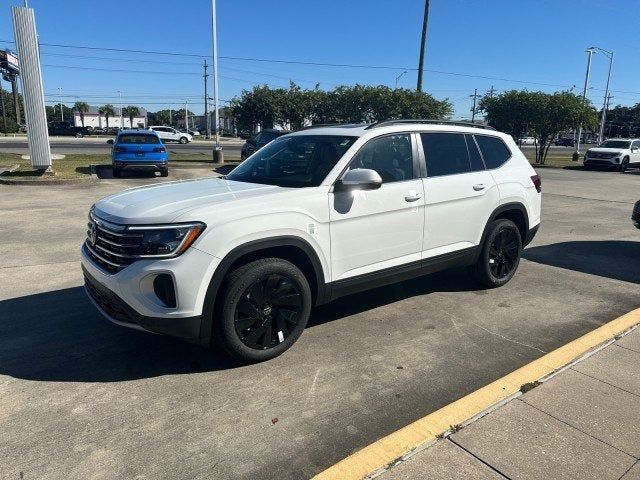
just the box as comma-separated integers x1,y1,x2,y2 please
474,202,530,262
198,236,328,343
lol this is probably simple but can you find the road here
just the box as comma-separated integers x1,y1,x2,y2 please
0,137,243,156
1,168,639,479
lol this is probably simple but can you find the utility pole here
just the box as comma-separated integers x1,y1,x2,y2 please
203,59,210,139
211,0,223,162
184,101,188,130
58,86,63,121
487,85,496,98
575,47,596,157
470,88,479,122
117,90,123,128
416,0,430,92
169,104,172,126
0,77,8,135
395,70,407,89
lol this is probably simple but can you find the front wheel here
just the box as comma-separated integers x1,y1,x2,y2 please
621,157,629,173
470,219,522,288
160,167,169,177
215,258,312,363
179,136,188,144
75,132,84,138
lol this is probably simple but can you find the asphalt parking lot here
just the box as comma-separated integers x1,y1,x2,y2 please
1,167,639,479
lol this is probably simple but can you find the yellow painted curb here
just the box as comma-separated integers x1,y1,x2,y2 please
314,307,640,480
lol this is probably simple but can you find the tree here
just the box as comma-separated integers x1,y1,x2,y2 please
604,103,640,138
122,105,140,128
482,90,597,164
73,101,90,127
99,104,115,129
148,109,172,126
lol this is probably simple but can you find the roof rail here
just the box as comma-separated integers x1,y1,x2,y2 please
365,119,496,131
295,123,367,131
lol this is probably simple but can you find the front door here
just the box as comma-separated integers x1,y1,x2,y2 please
329,133,425,281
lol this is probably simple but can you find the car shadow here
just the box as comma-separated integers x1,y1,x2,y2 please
94,165,158,179
523,240,640,285
0,268,482,383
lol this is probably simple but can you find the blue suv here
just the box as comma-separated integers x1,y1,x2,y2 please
109,129,169,178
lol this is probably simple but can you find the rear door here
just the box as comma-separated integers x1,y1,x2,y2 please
329,133,425,281
420,132,498,257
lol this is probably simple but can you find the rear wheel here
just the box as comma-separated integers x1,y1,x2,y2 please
471,219,522,288
160,167,169,177
215,258,312,363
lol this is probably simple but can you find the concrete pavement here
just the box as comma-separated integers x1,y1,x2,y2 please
380,326,640,480
0,167,639,479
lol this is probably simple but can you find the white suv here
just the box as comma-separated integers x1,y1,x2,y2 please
584,138,640,172
81,120,541,362
148,126,192,144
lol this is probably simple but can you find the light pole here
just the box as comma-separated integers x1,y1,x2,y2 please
58,87,63,121
394,70,407,89
575,47,596,156
117,90,123,128
590,46,613,144
211,0,223,162
416,0,430,92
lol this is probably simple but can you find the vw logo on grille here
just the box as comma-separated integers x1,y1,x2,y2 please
89,222,98,246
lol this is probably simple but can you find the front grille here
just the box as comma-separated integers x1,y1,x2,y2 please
588,152,615,159
84,274,134,323
85,213,143,273
585,159,615,166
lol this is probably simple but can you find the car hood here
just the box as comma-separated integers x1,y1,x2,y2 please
93,177,284,225
587,147,625,154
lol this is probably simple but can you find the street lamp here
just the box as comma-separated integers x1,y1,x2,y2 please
395,70,408,89
575,47,596,157
590,46,613,144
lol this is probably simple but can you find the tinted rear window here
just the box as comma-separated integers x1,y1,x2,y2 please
421,133,471,177
475,135,511,169
118,134,160,144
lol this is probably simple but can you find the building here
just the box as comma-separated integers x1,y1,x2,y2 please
73,106,147,129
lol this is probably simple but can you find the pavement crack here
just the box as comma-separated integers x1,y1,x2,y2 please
466,317,547,354
544,192,634,205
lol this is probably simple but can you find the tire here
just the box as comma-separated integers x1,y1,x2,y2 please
179,136,188,144
113,168,121,178
240,152,246,161
215,258,312,363
621,157,629,173
75,132,84,138
160,167,169,177
470,219,522,288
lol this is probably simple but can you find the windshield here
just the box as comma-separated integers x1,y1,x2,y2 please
227,135,357,187
599,140,630,149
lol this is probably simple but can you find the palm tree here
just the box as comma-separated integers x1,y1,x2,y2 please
99,104,115,129
73,101,90,127
122,105,140,128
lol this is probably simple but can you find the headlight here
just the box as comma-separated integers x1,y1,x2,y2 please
127,222,206,258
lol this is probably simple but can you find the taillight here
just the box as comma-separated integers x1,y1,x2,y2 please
531,174,541,193
114,146,126,153
152,147,166,153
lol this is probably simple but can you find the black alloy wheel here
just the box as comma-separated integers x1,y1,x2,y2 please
234,273,302,350
621,157,629,173
488,227,520,279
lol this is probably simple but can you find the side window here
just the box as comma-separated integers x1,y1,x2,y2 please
421,133,471,177
465,134,485,172
348,134,414,183
474,135,511,169
632,140,640,149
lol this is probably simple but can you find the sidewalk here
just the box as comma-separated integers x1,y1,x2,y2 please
379,327,640,480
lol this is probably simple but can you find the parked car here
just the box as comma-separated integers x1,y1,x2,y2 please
240,129,288,160
180,128,200,136
47,121,90,137
584,138,640,172
91,127,106,135
555,137,575,147
633,200,640,229
148,125,192,144
82,120,541,363
518,137,536,145
107,129,168,178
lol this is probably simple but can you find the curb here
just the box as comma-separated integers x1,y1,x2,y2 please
0,164,97,186
313,307,640,480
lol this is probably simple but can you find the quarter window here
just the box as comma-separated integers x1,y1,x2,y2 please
474,135,511,169
421,133,471,177
348,134,414,183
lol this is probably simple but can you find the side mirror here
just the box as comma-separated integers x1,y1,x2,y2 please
334,168,383,192
107,139,114,144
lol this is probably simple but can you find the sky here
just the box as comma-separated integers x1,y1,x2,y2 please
1,0,639,118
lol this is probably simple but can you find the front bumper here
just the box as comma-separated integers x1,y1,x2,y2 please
632,201,640,229
584,157,619,167
81,243,220,343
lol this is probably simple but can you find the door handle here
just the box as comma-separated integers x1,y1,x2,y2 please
405,193,422,202
473,184,485,191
